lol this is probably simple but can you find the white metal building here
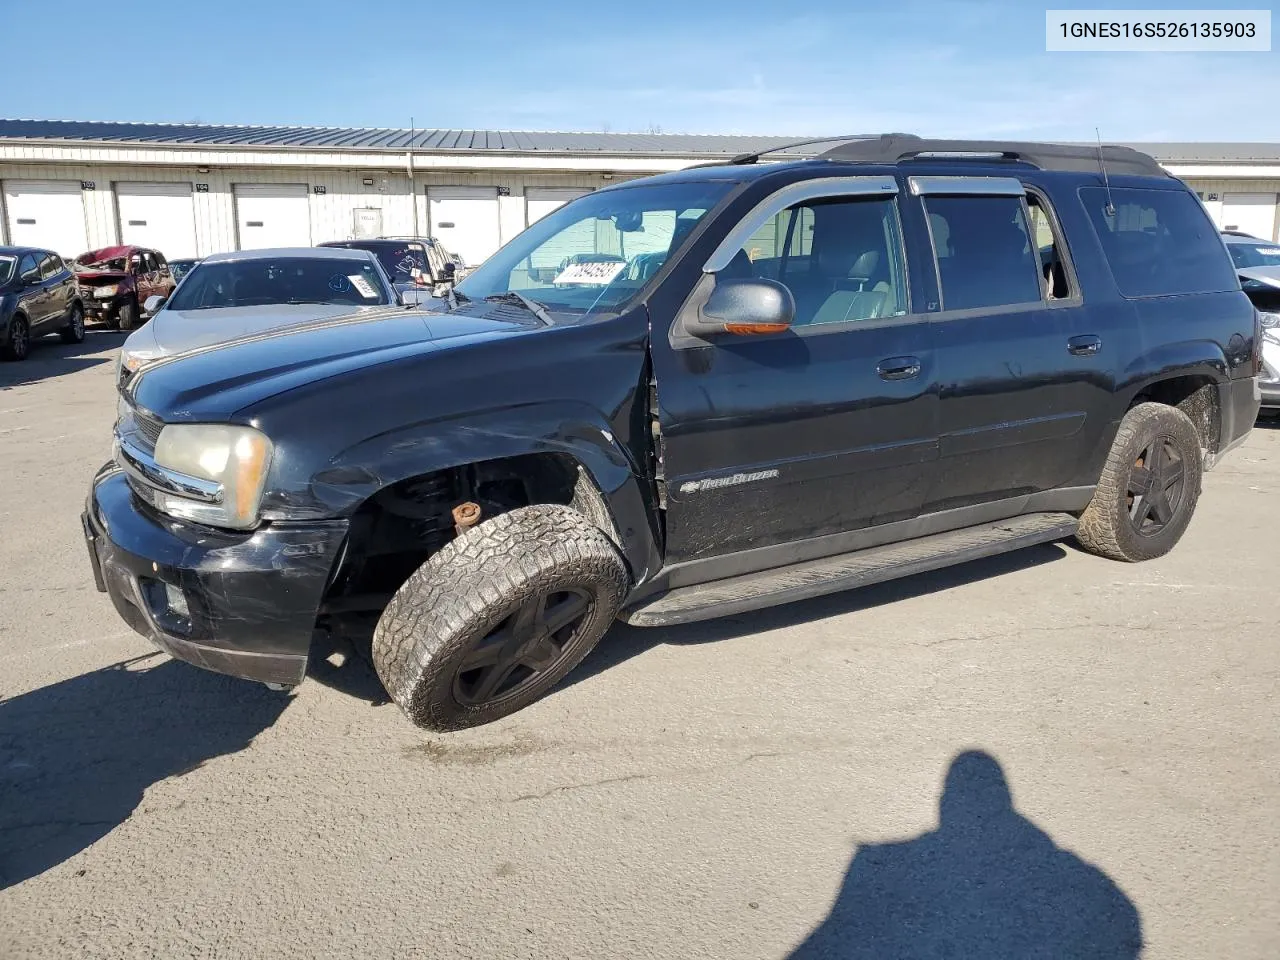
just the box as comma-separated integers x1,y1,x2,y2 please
2,120,1278,263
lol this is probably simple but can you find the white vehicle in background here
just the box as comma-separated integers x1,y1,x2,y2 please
1224,234,1280,417
116,247,403,385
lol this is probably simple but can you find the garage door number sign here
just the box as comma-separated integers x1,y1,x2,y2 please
80,181,96,190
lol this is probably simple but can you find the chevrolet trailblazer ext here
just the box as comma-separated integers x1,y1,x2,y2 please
84,136,1261,731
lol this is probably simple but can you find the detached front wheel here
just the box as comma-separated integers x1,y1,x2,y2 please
372,504,630,731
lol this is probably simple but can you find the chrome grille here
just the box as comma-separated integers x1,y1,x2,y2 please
134,409,165,448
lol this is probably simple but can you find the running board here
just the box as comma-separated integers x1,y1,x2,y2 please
620,512,1078,627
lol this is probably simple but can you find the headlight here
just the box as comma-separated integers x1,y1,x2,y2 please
94,285,119,298
151,424,274,529
1259,311,1280,329
117,346,158,379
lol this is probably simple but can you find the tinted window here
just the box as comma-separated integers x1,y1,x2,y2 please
731,196,908,326
17,254,40,282
1228,240,1280,268
38,254,60,279
1081,187,1238,298
331,241,427,284
0,255,14,284
926,195,1043,310
154,251,168,269
166,257,391,310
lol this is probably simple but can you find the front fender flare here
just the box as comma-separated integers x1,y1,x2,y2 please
294,402,662,584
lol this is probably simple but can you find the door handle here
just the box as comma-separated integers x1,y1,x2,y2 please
1068,335,1102,356
877,356,922,381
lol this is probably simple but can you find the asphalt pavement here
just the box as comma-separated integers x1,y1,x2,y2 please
1,332,1276,958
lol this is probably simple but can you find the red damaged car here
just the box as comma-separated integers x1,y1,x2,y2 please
73,245,175,330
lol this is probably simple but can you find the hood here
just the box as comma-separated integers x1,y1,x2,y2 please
1237,265,1280,288
148,302,384,355
129,307,538,420
76,269,129,283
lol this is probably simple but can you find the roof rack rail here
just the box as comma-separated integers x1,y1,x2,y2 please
683,134,903,170
818,135,1168,177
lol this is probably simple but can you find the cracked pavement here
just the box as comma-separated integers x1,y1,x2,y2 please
1,334,1277,958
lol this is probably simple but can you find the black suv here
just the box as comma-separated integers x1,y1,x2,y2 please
84,136,1261,730
318,237,458,292
0,246,85,360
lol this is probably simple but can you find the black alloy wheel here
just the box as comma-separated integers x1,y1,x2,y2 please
453,588,595,706
1126,436,1186,537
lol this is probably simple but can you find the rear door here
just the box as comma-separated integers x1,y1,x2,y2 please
653,177,939,566
35,253,70,329
912,176,1113,512
14,253,45,324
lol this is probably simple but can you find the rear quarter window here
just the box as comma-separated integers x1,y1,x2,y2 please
1080,186,1238,298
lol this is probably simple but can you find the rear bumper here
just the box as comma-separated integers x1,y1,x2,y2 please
83,464,348,686
1211,376,1263,467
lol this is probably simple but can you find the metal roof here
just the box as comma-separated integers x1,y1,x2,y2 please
0,119,806,156
0,119,1275,163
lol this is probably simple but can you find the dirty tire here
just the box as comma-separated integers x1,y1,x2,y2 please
60,302,85,344
2,314,29,361
1076,402,1203,562
372,504,630,731
117,299,139,332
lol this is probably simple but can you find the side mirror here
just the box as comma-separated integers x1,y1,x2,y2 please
683,277,795,337
439,261,457,283
143,295,167,314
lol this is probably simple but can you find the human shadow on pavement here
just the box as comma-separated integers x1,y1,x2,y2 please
0,653,289,890
563,542,1068,691
789,750,1143,959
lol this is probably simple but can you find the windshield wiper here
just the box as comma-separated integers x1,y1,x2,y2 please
483,291,553,326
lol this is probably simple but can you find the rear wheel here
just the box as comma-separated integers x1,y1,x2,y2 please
60,302,85,344
372,504,630,731
2,314,30,361
1076,402,1203,562
117,299,139,332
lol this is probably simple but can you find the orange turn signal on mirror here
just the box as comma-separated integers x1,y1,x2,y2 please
723,322,789,335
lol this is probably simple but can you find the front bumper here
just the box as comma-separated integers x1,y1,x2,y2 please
1259,340,1280,409
83,464,348,686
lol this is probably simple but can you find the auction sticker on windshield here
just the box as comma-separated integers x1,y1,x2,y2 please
553,261,627,285
348,274,378,299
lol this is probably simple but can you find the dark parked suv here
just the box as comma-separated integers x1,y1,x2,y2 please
84,136,1261,730
0,246,85,360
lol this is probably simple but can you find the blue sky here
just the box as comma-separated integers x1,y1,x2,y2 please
9,0,1277,139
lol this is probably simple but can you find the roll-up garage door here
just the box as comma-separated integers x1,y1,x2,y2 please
526,187,591,225
1221,193,1278,241
3,181,88,257
117,182,197,259
427,186,500,267
233,183,311,250
521,189,596,278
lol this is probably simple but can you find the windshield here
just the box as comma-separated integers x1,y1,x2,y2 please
1229,241,1280,268
335,242,428,284
0,256,13,285
166,257,392,310
456,181,734,316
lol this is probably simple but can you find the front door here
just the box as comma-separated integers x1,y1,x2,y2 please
652,179,939,567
